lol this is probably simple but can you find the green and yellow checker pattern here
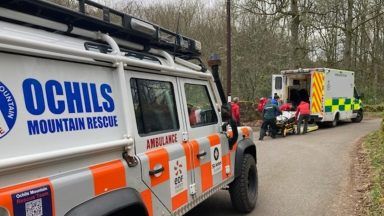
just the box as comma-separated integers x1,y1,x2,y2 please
324,98,362,112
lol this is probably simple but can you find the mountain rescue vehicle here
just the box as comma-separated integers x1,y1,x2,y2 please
272,68,364,126
0,0,258,215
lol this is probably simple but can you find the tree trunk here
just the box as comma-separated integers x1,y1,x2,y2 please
290,0,301,68
343,0,353,69
372,0,382,103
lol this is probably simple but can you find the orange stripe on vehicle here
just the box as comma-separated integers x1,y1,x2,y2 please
314,81,321,95
222,153,231,180
141,189,153,216
241,127,250,138
312,99,320,113
181,140,200,170
181,142,193,171
200,162,213,192
315,98,321,111
313,72,319,80
312,90,319,103
208,134,220,147
171,189,188,211
312,95,320,106
0,178,55,216
190,140,200,168
315,80,322,94
145,148,170,187
311,72,324,113
89,160,126,196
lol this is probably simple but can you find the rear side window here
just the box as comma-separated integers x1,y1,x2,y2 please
130,78,179,135
185,84,218,127
275,77,282,90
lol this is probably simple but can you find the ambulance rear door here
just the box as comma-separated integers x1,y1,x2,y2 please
272,74,285,100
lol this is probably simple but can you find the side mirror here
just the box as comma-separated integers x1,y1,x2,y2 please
220,103,238,150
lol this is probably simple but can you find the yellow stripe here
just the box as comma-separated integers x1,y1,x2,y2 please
325,99,332,106
311,72,324,113
345,104,351,111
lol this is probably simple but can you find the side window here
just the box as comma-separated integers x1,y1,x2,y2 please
185,84,218,127
275,77,282,90
131,78,179,135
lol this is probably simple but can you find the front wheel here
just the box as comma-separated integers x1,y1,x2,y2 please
352,110,363,123
229,154,258,213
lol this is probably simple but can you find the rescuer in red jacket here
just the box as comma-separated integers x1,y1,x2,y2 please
231,97,240,126
295,101,310,134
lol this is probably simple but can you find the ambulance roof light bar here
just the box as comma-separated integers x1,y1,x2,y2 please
0,0,202,57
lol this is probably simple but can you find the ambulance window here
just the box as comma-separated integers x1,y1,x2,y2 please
184,84,218,127
130,78,179,135
275,77,282,90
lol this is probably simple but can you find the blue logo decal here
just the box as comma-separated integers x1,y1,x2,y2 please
0,81,17,139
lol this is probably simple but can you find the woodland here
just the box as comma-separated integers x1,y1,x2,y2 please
53,0,384,104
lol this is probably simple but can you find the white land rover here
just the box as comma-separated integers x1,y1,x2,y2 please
0,1,258,215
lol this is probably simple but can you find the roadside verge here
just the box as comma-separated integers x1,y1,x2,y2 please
361,121,384,215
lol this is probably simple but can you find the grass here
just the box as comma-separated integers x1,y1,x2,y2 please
365,112,384,120
363,125,384,215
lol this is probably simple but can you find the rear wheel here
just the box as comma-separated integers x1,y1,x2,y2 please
352,109,363,123
229,154,258,213
331,114,339,127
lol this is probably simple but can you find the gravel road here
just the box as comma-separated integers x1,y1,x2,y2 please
187,119,381,216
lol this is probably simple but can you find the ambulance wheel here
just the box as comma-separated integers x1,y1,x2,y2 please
331,114,339,127
352,110,363,123
229,154,258,213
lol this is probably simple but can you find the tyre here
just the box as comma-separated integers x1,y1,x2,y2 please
331,113,339,127
352,109,363,123
229,154,258,213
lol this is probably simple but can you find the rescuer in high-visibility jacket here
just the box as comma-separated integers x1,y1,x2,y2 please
295,101,310,134
259,100,281,140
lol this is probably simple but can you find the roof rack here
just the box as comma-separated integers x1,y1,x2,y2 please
0,0,202,58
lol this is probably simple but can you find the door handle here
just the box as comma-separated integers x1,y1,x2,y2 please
197,151,207,159
149,166,164,176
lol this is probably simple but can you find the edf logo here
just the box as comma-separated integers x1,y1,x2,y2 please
0,81,17,139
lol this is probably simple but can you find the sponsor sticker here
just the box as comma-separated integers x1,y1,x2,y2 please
12,185,53,216
210,145,222,175
169,156,187,196
0,81,17,139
